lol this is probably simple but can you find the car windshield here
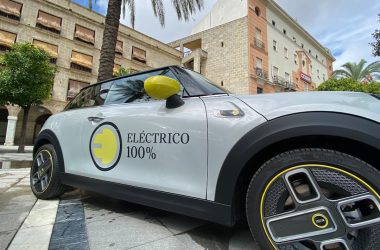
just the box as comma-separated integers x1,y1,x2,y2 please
184,69,230,95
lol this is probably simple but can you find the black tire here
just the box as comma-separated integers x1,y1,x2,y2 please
30,144,67,199
246,148,380,250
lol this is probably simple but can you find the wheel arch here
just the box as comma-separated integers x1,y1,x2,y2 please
34,129,65,174
214,112,380,222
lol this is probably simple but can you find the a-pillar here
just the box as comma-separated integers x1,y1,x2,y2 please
4,105,21,146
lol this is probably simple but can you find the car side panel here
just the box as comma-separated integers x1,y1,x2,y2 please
39,107,103,173
75,98,208,199
200,96,267,201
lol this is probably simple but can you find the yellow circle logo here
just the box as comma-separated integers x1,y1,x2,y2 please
312,213,329,229
90,122,122,171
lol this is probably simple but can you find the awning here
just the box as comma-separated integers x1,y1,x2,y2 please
132,46,146,62
0,0,22,17
71,51,93,69
37,11,61,31
74,25,95,44
0,29,16,47
33,39,58,58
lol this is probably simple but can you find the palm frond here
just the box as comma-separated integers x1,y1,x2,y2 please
151,0,165,27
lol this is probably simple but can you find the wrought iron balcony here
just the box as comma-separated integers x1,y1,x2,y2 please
254,38,265,51
255,68,268,79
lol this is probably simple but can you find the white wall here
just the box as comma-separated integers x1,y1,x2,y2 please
266,7,329,86
191,0,247,34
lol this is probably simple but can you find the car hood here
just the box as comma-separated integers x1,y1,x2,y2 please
235,92,380,123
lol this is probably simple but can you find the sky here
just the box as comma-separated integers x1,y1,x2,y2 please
73,0,380,69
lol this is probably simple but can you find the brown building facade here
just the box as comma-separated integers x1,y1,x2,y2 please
170,0,335,95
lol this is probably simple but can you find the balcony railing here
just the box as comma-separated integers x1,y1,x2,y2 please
254,38,265,51
273,75,285,86
273,76,296,90
255,68,268,79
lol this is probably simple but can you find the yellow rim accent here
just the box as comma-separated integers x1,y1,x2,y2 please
32,149,54,193
311,213,329,229
259,164,380,250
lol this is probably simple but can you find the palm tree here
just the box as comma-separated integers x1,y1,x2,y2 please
97,0,204,82
333,59,380,83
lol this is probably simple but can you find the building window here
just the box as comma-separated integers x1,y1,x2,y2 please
32,39,58,64
256,57,263,69
322,59,325,65
255,57,264,78
273,40,277,51
0,29,16,51
310,64,313,72
294,54,298,65
293,37,296,43
284,47,288,59
301,43,304,48
317,69,320,79
283,29,287,35
113,63,121,76
273,66,279,77
132,46,146,64
272,20,276,26
316,54,318,60
70,51,93,73
115,40,123,55
254,28,264,50
309,49,312,54
323,74,326,81
254,6,261,17
0,0,22,21
285,72,290,82
221,81,224,87
257,87,263,94
67,79,90,100
74,24,95,45
304,82,309,91
36,10,62,34
302,60,306,67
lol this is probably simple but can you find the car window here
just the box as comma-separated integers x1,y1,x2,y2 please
65,81,113,110
183,69,229,95
104,68,181,105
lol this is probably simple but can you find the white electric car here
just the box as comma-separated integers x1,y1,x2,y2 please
31,66,380,250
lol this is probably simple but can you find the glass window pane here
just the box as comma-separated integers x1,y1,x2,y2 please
105,69,179,105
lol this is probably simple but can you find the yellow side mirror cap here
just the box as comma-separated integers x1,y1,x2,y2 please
144,76,181,100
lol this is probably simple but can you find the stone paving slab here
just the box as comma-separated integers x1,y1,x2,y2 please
0,153,33,162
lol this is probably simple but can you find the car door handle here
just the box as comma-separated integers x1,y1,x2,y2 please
87,116,105,123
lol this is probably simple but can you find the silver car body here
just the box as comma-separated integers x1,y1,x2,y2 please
41,90,380,202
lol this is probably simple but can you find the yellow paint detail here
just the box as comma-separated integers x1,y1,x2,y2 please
144,76,181,100
312,213,329,229
259,164,380,250
93,128,117,165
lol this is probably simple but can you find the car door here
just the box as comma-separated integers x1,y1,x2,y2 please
76,69,208,199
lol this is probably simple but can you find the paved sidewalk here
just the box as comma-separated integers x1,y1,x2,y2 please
0,170,261,250
0,169,36,250
0,153,33,162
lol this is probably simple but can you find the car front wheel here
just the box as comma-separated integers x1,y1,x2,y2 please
246,148,380,250
30,144,66,199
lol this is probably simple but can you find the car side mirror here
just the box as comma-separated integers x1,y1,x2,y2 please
144,76,184,109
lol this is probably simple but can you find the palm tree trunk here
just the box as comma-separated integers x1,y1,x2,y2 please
89,0,92,10
17,106,30,153
97,0,122,82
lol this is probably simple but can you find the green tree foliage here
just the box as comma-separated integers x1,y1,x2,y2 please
114,67,137,77
317,78,380,94
0,43,56,152
370,14,380,57
333,59,380,82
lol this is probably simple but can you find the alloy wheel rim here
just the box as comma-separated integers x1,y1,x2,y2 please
260,164,380,250
31,150,53,193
